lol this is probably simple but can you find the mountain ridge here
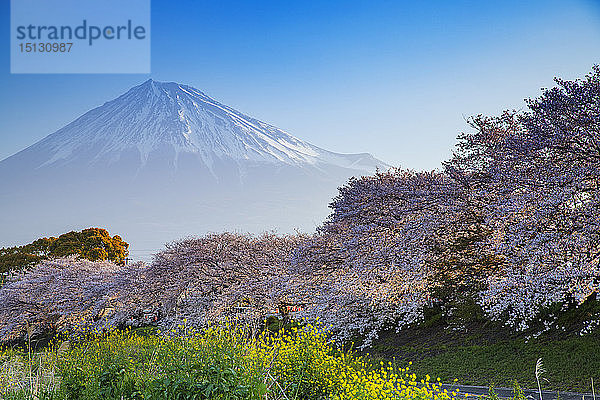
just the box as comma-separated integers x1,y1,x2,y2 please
1,79,387,178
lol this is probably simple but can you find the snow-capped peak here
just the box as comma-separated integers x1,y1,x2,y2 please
15,79,388,173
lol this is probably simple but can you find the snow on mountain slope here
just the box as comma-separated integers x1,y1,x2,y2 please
10,79,386,175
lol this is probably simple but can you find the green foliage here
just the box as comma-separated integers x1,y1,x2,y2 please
485,386,501,400
48,228,129,263
0,247,43,275
0,228,129,275
60,365,86,400
511,381,527,400
482,382,528,400
1,325,459,400
96,363,142,400
144,366,250,400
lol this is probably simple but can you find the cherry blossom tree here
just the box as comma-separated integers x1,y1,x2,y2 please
132,232,306,331
0,256,144,343
473,68,600,329
287,170,456,345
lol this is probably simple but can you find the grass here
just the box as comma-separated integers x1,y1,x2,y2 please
406,336,600,392
0,323,460,400
370,321,600,393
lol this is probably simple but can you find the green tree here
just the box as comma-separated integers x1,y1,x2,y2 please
49,228,129,263
0,228,129,275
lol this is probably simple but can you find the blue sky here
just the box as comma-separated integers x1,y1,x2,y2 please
1,0,599,170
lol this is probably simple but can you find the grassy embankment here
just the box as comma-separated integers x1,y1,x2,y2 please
369,311,600,393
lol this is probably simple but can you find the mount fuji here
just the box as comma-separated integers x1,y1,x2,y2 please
0,79,388,259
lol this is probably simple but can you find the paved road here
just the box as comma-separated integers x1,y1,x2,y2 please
440,384,592,400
